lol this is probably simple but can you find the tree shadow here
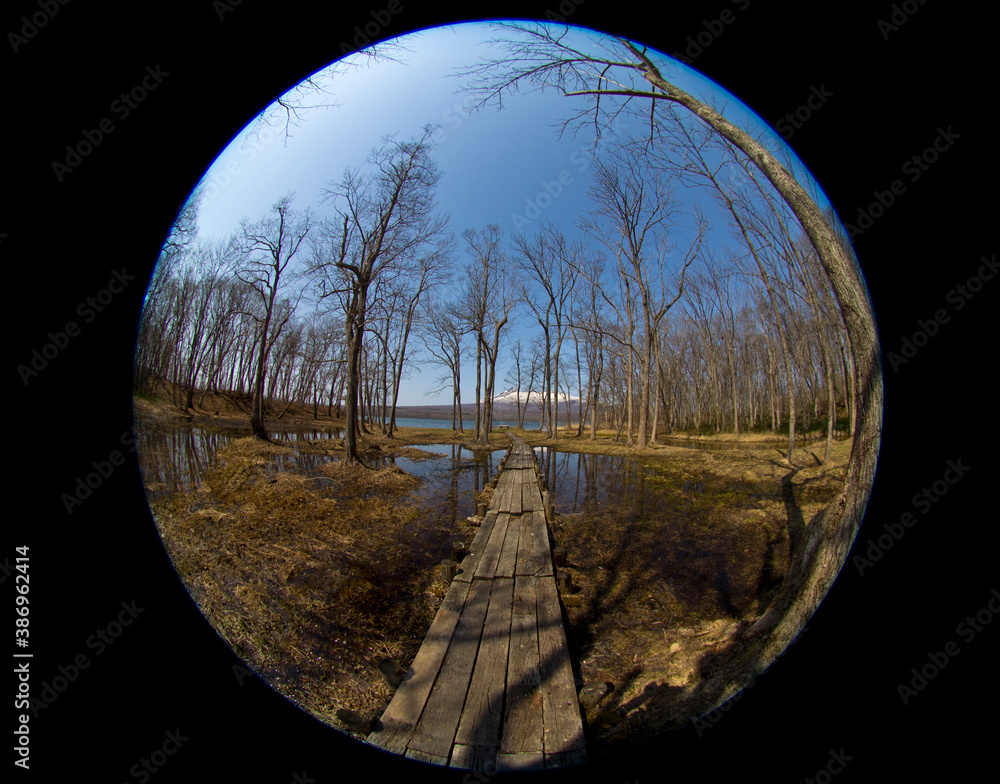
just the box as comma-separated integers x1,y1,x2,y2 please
780,467,806,556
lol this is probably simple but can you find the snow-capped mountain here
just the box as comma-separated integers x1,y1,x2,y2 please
490,388,581,406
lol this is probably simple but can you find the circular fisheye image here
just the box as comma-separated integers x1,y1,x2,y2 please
132,21,881,771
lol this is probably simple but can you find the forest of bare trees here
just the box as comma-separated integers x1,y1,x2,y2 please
134,24,868,476
129,22,885,739
135,134,853,467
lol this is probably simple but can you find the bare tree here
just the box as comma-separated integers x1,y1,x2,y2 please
504,339,528,428
462,225,519,446
421,298,468,431
459,21,882,718
580,143,705,447
311,125,449,464
384,243,452,436
513,223,579,439
234,194,314,440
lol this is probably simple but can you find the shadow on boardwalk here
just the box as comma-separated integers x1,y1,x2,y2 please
366,436,586,771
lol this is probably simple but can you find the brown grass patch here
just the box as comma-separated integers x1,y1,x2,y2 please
149,437,449,734
544,435,849,749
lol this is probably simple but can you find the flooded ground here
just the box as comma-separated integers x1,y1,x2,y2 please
135,413,512,730
135,411,848,751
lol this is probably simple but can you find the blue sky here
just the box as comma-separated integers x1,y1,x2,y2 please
185,21,839,406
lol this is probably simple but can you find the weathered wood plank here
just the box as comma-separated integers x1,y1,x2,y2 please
406,579,492,761
372,435,584,769
501,576,542,755
367,578,472,754
536,575,586,756
487,472,506,512
502,469,517,512
509,472,523,515
520,482,533,513
495,517,520,578
526,511,553,577
514,510,547,577
455,577,513,748
450,743,497,772
475,513,509,579
405,747,448,766
523,479,543,513
456,511,497,583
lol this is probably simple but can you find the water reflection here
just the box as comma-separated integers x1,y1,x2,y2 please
134,419,505,533
534,447,663,515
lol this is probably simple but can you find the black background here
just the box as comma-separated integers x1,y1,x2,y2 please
7,0,996,781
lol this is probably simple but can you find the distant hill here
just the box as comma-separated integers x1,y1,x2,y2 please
394,388,583,423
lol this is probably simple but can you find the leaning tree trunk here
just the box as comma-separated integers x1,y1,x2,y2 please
620,47,882,721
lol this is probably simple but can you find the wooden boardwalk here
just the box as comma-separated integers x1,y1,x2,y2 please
366,436,586,771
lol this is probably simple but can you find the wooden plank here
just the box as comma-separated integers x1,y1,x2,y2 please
514,510,547,577
455,577,513,748
450,744,497,772
475,513,509,579
405,747,448,766
367,578,472,754
406,579,492,761
495,517,520,578
373,434,585,768
456,512,496,583
536,575,586,757
499,470,517,511
501,576,542,755
487,472,507,513
523,479,543,513
509,472,523,515
528,511,553,577
520,481,533,513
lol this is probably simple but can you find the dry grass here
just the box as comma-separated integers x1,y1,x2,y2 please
149,437,456,733
543,435,850,748
140,389,851,748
